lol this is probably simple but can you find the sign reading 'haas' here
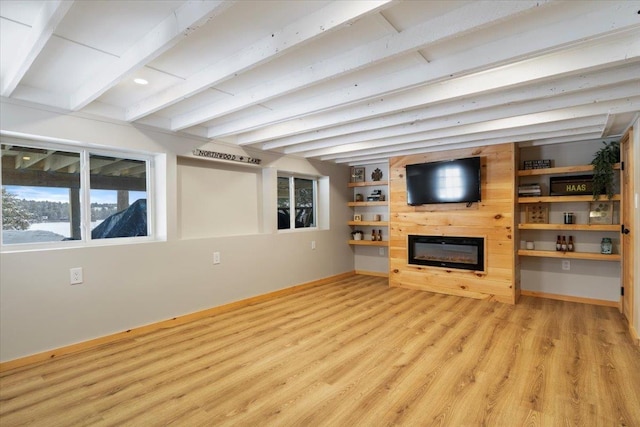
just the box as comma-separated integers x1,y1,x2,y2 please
193,148,261,165
549,174,593,195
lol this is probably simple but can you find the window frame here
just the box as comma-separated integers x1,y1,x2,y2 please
277,173,318,231
1,138,155,251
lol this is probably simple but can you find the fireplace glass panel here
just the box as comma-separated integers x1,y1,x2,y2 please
414,242,478,265
408,235,484,271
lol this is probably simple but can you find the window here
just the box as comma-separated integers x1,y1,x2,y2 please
89,154,148,240
1,141,152,247
277,175,316,230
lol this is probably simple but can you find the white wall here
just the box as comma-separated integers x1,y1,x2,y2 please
178,157,262,238
0,99,354,362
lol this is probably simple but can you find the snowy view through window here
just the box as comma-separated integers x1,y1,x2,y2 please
2,144,149,245
2,186,147,244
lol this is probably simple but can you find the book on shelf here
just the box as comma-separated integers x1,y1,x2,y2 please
518,184,541,196
519,192,541,197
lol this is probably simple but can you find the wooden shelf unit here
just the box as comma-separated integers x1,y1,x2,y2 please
347,201,388,207
348,180,388,188
518,223,619,231
517,161,621,263
517,163,621,177
518,194,621,203
348,221,389,226
348,173,389,248
518,249,621,261
348,240,389,247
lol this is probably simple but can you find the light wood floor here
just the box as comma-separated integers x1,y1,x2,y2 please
1,275,639,426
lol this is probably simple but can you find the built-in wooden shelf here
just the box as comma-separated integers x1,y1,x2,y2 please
348,180,388,188
348,221,389,226
347,201,388,207
517,163,621,177
518,249,621,261
518,194,621,203
517,163,621,261
348,240,388,247
518,223,619,231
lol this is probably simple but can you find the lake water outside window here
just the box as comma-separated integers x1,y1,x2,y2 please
1,143,152,247
1,145,80,244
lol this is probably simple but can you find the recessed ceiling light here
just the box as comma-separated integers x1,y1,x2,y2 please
134,78,148,85
22,156,31,160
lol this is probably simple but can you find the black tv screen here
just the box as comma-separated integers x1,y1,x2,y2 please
406,157,481,205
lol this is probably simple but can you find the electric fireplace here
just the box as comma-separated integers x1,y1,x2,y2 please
408,235,485,271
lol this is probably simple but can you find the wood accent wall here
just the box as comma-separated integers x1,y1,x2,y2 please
389,143,519,304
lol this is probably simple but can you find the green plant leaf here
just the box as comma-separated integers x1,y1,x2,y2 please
591,140,619,200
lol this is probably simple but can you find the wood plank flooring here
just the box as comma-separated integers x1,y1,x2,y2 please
1,275,639,426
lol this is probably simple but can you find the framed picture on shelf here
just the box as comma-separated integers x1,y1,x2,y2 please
350,166,365,183
525,204,549,224
353,214,362,221
588,201,614,225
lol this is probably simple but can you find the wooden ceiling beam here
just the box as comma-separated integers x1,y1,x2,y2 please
2,168,146,191
333,129,606,165
96,160,145,177
250,31,639,149
15,151,54,169
127,0,395,122
69,0,232,111
287,81,640,155
173,0,545,131
0,0,74,97
316,98,640,160
44,155,80,172
262,64,640,150
228,4,640,143
317,116,609,161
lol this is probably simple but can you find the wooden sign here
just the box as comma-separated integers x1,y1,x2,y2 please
193,148,261,165
523,159,551,170
525,204,549,224
550,175,593,195
589,202,614,225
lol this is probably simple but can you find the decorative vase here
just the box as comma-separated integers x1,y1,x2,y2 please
600,238,612,254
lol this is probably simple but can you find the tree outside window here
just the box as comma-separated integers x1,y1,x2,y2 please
1,143,152,246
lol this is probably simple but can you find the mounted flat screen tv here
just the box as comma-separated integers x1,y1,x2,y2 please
406,156,481,205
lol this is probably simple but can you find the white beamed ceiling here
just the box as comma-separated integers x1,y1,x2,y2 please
1,0,638,164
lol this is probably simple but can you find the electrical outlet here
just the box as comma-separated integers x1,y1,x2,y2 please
213,251,221,265
379,247,385,256
311,241,316,250
562,260,570,271
70,267,83,285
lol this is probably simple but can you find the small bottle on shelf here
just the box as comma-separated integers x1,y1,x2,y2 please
568,236,574,252
377,229,383,241
556,235,562,251
371,230,377,241
561,236,567,252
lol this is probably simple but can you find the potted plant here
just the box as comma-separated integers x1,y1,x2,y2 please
591,140,620,200
351,230,364,241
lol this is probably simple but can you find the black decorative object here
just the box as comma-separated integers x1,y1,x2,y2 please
371,168,383,181
523,159,551,170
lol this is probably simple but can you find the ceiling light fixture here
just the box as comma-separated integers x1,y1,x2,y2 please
134,78,149,85
22,156,31,160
